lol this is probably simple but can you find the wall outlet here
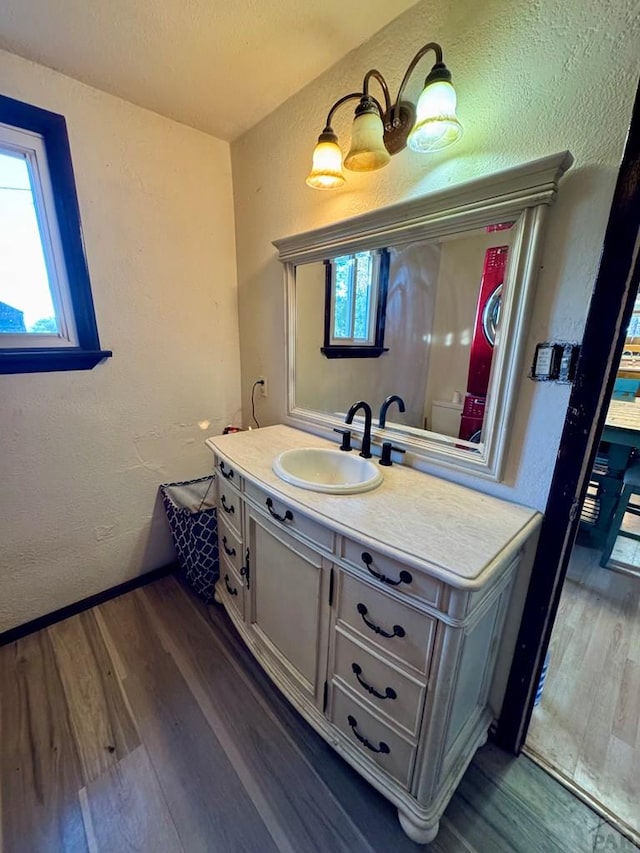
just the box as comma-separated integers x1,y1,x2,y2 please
258,376,267,397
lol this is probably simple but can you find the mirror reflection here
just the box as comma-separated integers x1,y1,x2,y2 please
294,221,516,449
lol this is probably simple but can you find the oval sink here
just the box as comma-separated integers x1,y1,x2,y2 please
272,448,383,494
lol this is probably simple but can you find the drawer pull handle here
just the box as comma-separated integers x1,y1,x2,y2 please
222,537,236,557
224,574,238,597
266,497,293,523
221,495,235,515
361,552,412,587
240,548,251,589
347,715,390,754
356,603,405,639
352,663,397,700
220,461,234,480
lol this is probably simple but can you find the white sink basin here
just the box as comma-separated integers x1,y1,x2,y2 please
272,448,383,494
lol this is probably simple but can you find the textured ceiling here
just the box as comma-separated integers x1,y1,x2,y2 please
0,0,419,140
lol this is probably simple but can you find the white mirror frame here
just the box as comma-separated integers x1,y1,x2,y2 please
274,151,573,481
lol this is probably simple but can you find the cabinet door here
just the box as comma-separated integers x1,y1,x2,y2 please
246,507,329,706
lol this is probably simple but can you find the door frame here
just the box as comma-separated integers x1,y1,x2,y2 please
495,77,640,752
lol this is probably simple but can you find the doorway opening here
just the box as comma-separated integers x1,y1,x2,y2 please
523,301,640,844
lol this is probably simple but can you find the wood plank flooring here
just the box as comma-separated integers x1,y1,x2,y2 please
526,544,640,846
1,573,636,853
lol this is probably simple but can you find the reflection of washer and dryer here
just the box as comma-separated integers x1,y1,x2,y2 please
458,244,509,442
429,236,509,440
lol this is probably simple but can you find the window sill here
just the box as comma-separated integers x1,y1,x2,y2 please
321,346,388,359
0,348,113,374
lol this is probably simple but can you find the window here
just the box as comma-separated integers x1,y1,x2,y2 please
322,248,389,358
0,93,110,373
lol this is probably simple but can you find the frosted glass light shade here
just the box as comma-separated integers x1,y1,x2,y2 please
306,136,345,189
407,80,463,153
344,111,391,172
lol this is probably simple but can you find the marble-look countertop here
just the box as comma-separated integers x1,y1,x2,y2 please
206,425,541,591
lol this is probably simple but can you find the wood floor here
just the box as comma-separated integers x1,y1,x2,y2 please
526,543,640,846
1,574,636,853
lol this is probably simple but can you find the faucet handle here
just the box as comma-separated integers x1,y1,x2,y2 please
379,441,406,467
333,427,352,452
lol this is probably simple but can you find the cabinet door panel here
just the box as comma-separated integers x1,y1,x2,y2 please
248,510,326,702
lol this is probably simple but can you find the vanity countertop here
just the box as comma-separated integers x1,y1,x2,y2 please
206,425,541,590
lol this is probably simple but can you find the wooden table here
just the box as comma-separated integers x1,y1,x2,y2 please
603,398,640,445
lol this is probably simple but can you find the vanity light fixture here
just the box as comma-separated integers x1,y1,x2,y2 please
306,42,462,190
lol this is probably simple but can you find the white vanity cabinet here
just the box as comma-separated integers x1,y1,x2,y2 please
207,426,541,844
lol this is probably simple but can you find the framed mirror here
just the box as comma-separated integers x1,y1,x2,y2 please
274,151,573,481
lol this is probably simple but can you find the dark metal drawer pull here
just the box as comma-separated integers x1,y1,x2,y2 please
224,574,238,597
356,603,405,639
352,663,397,700
222,537,236,557
361,552,412,587
240,548,251,589
347,715,390,754
220,461,234,480
221,495,235,515
266,497,293,523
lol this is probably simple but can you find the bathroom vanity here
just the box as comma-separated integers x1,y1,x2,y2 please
206,425,541,843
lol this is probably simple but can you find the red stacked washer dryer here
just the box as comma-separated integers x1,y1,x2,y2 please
458,242,509,442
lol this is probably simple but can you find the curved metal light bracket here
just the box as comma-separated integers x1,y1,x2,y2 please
313,41,451,161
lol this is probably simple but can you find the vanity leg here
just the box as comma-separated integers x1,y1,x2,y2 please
397,810,439,844
213,583,223,605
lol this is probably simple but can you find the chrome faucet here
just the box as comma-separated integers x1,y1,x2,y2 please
379,394,406,428
345,400,373,458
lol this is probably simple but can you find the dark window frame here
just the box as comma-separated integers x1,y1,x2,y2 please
321,248,390,359
0,93,111,374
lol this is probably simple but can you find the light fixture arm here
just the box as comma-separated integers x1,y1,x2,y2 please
393,42,444,127
362,70,393,117
321,42,450,150
324,91,386,133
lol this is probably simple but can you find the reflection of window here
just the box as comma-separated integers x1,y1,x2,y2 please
0,93,111,374
322,248,389,358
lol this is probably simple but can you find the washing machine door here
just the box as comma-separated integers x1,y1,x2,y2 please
466,246,508,397
482,283,502,347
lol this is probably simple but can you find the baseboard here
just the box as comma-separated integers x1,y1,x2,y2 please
0,562,177,647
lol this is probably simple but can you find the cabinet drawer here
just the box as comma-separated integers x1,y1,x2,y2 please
217,482,242,537
218,517,243,575
216,455,241,490
332,628,425,737
341,538,441,609
244,480,334,552
337,572,436,674
331,684,415,788
219,556,245,620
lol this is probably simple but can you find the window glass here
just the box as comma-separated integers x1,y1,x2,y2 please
353,251,373,341
0,92,111,373
0,149,58,334
333,255,352,339
322,248,388,358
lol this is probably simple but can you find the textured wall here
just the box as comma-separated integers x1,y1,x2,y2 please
0,49,241,632
231,0,639,511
